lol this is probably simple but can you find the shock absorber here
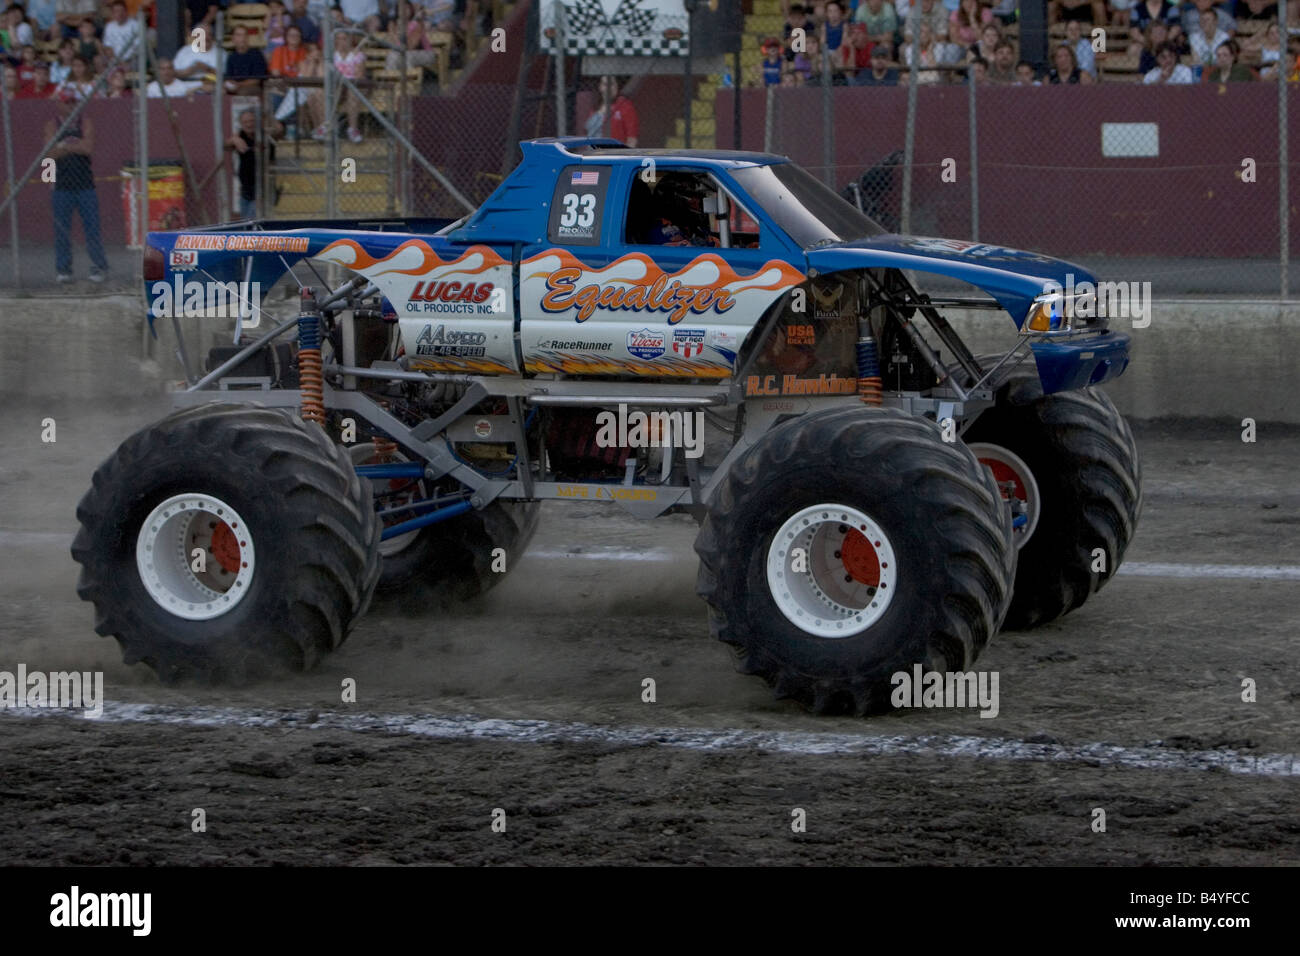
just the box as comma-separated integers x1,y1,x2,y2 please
372,435,398,458
856,316,883,406
297,287,326,426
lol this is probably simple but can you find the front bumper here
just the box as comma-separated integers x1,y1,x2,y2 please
1029,330,1130,394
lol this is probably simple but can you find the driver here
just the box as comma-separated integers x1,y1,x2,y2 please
646,173,719,247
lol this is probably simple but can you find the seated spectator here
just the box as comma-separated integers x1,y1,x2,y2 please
1130,0,1180,46
855,42,900,82
1179,0,1233,39
16,44,38,84
56,0,96,40
903,20,947,81
339,0,381,32
1014,59,1041,83
968,54,988,81
902,0,951,40
385,10,441,73
757,36,783,84
2,4,34,48
56,52,92,97
1243,18,1282,75
1204,37,1255,78
1143,39,1196,79
987,38,1017,80
950,0,991,46
174,22,219,79
27,0,58,43
1189,7,1230,65
73,16,98,62
274,41,322,132
17,58,52,95
1138,20,1170,70
425,0,459,33
784,2,810,56
147,57,202,97
271,23,310,76
225,24,269,93
290,0,321,46
49,36,72,83
1065,18,1096,76
307,27,364,142
823,0,847,51
987,0,1018,25
266,0,290,49
101,65,129,96
1234,0,1277,19
102,0,141,62
968,21,1000,61
1109,0,1139,28
1047,42,1092,81
839,22,874,76
854,0,897,47
795,33,824,81
1,63,17,98
1051,0,1106,24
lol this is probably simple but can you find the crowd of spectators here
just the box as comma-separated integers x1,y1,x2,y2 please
754,0,1300,85
1,0,489,108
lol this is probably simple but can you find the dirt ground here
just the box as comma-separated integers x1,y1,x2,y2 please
1,371,1298,864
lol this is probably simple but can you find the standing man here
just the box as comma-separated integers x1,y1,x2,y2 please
44,90,108,282
585,75,638,147
226,107,274,219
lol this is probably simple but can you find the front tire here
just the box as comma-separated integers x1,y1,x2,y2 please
962,366,1141,630
695,406,1015,715
72,404,381,682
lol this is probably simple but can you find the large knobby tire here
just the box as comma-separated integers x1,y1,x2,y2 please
962,363,1141,630
72,403,381,682
350,440,539,603
695,406,1016,716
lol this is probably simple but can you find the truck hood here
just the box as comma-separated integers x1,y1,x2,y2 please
806,236,1097,324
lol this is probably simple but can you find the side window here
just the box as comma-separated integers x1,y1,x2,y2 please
548,165,610,246
626,168,761,249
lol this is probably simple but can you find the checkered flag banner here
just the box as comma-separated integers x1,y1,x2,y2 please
563,0,606,34
609,0,656,35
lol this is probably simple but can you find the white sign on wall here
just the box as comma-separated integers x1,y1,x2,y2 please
539,0,690,56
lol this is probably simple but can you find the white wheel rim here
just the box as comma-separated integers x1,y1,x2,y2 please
967,442,1041,547
765,504,898,638
135,493,255,621
350,443,422,556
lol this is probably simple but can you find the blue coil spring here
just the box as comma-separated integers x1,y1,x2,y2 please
298,311,321,350
856,337,881,380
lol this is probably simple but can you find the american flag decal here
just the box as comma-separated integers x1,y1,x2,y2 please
571,170,600,185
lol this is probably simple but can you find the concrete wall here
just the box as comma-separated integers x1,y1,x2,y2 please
3,293,1294,422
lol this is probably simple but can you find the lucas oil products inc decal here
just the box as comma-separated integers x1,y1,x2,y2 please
313,238,518,374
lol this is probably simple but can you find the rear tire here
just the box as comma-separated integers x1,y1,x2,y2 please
695,406,1015,715
71,404,381,682
963,363,1141,629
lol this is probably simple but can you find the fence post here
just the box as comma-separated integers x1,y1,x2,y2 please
1,66,19,288
138,7,150,359
554,4,567,138
1280,0,1289,299
763,83,774,153
821,39,832,185
325,17,337,219
213,11,228,222
968,63,978,242
900,3,921,235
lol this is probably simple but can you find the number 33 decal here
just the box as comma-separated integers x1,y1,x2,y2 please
559,192,596,229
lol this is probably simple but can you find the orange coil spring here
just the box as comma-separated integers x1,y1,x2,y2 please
298,348,326,425
372,436,398,459
858,376,884,406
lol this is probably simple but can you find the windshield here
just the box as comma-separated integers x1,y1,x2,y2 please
730,163,887,249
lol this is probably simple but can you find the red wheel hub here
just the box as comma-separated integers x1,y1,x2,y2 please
841,529,881,587
980,457,1027,502
210,521,242,575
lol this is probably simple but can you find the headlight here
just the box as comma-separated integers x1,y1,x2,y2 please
1022,290,1099,335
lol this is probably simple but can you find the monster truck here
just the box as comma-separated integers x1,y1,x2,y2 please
72,137,1140,713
